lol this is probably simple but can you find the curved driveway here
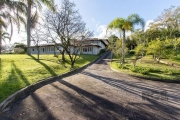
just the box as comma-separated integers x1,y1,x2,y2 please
1,52,180,120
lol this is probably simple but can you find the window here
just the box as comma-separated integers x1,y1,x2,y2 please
83,47,88,52
88,47,92,52
82,47,92,52
32,48,34,51
51,47,54,51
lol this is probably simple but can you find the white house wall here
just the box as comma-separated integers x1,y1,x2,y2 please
30,39,108,55
92,46,99,55
100,42,105,49
31,46,63,54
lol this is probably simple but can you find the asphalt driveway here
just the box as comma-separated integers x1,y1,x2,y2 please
0,53,180,120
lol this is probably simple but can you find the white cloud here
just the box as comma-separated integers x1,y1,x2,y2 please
95,25,107,38
94,24,132,38
94,20,154,39
144,20,154,31
91,18,100,28
94,25,119,38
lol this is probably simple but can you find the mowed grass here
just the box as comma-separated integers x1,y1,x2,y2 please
0,54,98,102
110,54,180,81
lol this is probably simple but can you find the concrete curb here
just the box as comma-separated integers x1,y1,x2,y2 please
110,66,180,84
0,52,110,113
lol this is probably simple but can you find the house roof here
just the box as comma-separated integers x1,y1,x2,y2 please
30,43,61,48
77,44,101,47
30,38,108,47
84,38,109,46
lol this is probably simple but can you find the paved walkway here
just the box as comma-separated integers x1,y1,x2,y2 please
1,53,180,120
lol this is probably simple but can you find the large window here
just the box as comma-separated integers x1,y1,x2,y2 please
83,47,92,52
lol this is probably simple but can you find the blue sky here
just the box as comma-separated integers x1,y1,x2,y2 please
55,0,180,38
6,0,180,45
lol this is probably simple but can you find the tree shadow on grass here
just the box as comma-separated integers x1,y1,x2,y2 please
0,58,2,79
0,61,30,103
28,55,57,76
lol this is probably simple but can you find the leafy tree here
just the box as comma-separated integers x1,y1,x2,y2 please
145,28,180,41
135,44,146,62
108,35,118,61
108,35,118,51
164,38,180,57
107,14,145,63
111,38,128,65
125,36,137,50
145,29,162,41
174,38,180,56
147,39,166,62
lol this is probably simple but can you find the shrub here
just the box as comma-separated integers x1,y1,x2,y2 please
130,66,150,74
149,68,161,73
118,64,129,69
14,43,27,53
129,50,135,55
98,49,106,55
14,48,25,54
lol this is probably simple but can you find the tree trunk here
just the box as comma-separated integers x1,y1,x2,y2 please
62,49,65,62
71,61,75,68
54,45,56,56
121,30,126,63
0,25,2,54
37,46,40,60
27,4,31,55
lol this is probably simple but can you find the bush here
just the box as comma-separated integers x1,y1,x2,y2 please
129,50,135,55
130,66,150,74
14,43,27,53
149,68,161,73
164,69,180,75
98,49,106,55
14,48,25,54
118,64,130,69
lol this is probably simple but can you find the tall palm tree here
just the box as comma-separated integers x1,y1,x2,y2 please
0,0,26,54
20,0,55,55
107,14,145,63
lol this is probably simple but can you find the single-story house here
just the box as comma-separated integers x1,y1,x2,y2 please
30,38,109,55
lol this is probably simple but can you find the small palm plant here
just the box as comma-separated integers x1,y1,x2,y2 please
107,14,145,64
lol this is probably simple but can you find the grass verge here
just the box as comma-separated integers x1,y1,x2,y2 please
0,54,98,102
110,55,180,81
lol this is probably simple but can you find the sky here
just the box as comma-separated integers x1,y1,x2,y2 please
54,0,180,38
5,0,180,45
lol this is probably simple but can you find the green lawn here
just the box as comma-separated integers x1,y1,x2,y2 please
0,54,98,102
110,54,180,81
